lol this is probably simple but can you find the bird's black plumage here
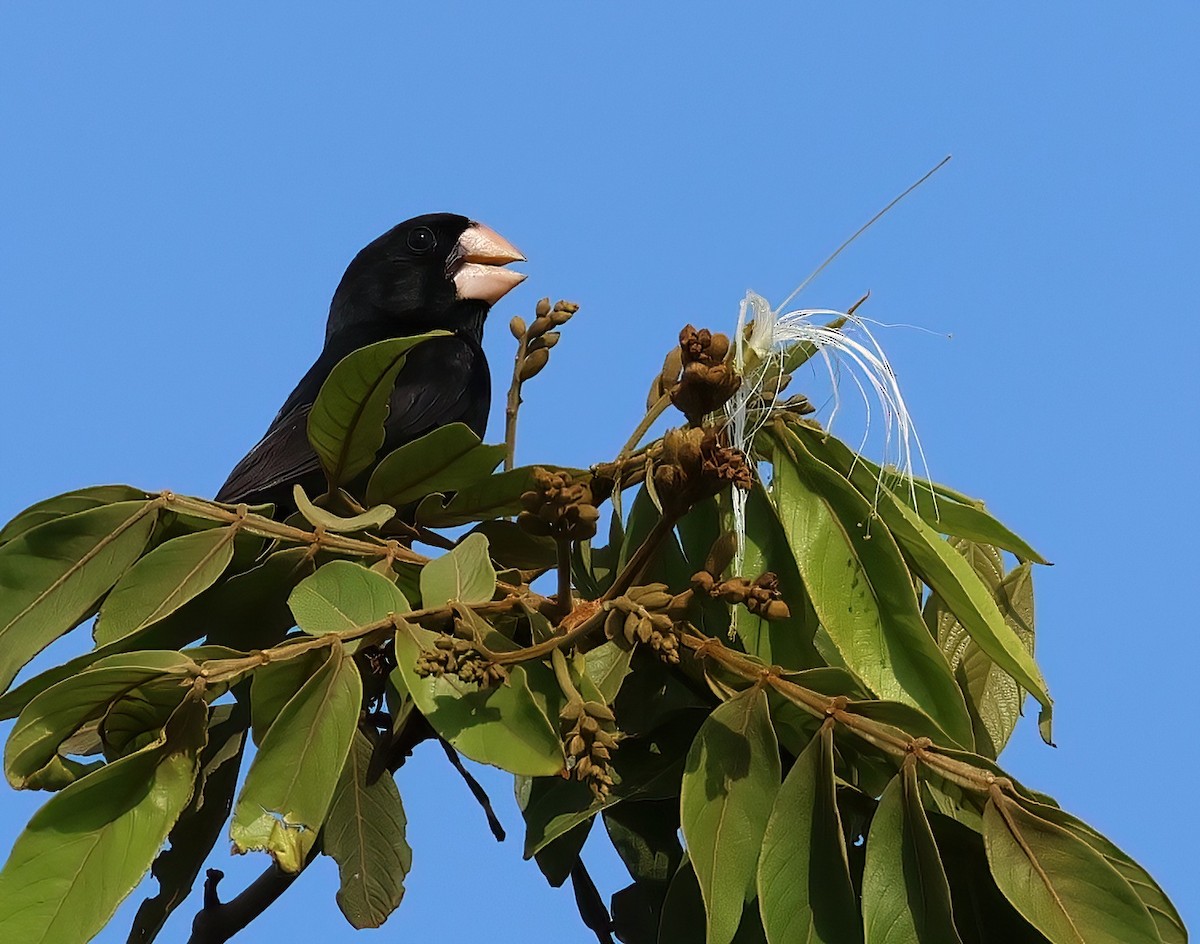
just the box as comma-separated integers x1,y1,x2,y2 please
216,213,525,511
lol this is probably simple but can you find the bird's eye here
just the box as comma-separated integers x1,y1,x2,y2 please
406,226,437,254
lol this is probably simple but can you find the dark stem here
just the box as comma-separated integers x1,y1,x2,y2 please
437,737,506,842
187,864,305,944
604,513,678,601
556,537,574,618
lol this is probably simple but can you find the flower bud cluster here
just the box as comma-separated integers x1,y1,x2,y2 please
414,626,508,688
560,699,620,799
602,583,687,663
669,325,741,424
653,427,752,512
691,570,791,621
518,468,600,542
510,298,579,382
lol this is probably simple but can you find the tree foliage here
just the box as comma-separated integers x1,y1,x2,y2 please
0,298,1185,944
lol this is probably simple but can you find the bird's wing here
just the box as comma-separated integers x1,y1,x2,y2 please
214,400,320,504
380,335,489,449
215,335,488,506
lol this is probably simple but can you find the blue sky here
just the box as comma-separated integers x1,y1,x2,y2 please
1,3,1196,941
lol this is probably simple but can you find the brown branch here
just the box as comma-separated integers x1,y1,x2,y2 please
187,864,305,944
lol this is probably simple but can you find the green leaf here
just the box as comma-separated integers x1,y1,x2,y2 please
862,765,961,944
129,701,249,944
292,484,395,532
249,648,329,744
534,818,593,888
606,799,684,887
584,642,634,704
392,620,564,776
936,556,1036,757
929,813,1050,944
415,465,584,528
620,484,692,591
471,519,559,570
659,859,709,944
0,485,149,546
289,560,411,636
324,729,411,929
419,532,496,608
1011,798,1187,944
199,546,317,652
767,427,972,746
5,652,197,788
521,774,610,858
0,499,160,694
735,483,822,670
757,725,861,944
680,687,780,944
230,643,362,872
366,422,507,507
983,793,1160,944
307,333,446,487
94,525,238,646
842,465,1053,744
849,456,1049,564
0,696,206,944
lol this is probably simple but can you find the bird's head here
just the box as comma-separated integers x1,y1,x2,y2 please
326,213,526,340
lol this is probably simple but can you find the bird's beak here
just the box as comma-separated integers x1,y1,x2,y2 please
450,222,527,304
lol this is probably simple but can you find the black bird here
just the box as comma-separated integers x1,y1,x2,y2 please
216,213,526,511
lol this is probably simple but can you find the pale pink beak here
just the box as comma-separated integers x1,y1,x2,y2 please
451,222,527,305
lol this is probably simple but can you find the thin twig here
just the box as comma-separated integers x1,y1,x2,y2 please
505,331,529,472
437,738,506,841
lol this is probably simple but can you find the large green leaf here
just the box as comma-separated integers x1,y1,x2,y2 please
307,333,446,487
928,813,1050,944
982,793,1160,944
5,652,197,789
934,554,1036,757
230,643,362,872
324,729,411,929
289,559,411,636
735,483,822,670
0,486,149,546
94,526,238,645
0,499,160,694
366,422,507,506
757,725,860,944
1008,798,1187,944
680,687,780,944
862,765,961,944
843,466,1052,744
248,648,329,744
129,700,248,944
0,696,206,944
767,427,972,745
419,532,496,608
391,620,564,777
584,641,634,704
848,456,1048,564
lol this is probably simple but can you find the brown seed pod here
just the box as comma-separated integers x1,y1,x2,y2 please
519,347,551,381
509,315,527,340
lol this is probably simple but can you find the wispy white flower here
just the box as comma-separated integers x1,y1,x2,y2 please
725,291,931,570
